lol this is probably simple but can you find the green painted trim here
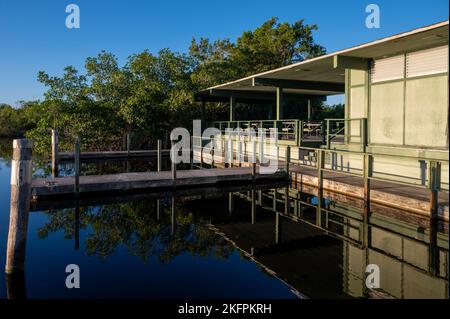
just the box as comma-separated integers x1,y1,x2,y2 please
365,69,370,146
349,84,366,89
345,69,351,144
367,145,449,161
406,72,448,81
371,72,448,86
371,78,405,86
402,55,407,146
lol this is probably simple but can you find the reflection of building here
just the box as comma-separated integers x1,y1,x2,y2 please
203,186,449,299
196,21,449,192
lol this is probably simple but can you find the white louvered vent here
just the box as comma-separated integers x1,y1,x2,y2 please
406,45,448,78
371,55,405,83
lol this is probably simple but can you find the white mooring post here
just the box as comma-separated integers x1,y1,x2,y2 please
5,139,33,274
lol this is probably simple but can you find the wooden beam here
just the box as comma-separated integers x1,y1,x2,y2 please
253,77,345,93
208,89,276,101
333,55,370,70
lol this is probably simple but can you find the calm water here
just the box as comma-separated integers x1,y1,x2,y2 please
0,140,448,299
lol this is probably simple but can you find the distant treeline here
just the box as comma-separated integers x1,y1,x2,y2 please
0,18,343,155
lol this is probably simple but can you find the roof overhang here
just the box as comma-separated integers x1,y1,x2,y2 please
196,20,449,102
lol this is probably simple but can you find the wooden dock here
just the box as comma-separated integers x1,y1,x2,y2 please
58,149,170,161
31,167,288,198
288,164,449,220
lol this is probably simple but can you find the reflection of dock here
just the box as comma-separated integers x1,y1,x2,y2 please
204,187,449,299
31,167,287,198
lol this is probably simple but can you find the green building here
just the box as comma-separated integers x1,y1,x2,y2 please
196,21,449,191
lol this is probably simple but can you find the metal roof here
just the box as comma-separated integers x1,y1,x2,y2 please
196,20,449,101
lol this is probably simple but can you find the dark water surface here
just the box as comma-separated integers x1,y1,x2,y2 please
0,139,448,299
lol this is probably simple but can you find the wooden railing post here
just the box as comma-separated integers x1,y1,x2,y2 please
157,139,162,172
297,120,302,147
252,141,257,183
171,139,177,183
326,120,331,149
74,138,80,197
321,120,326,145
362,118,368,153
237,131,242,167
126,133,131,156
51,129,59,177
317,149,324,190
6,139,33,274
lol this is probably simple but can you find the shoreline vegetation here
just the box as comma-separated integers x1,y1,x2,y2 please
0,18,343,156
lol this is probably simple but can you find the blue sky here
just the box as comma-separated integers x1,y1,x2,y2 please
0,0,448,106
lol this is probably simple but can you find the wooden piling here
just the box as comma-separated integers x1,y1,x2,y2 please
74,201,80,250
428,161,441,218
51,129,59,177
275,212,281,244
250,163,257,185
5,139,33,274
211,137,215,168
251,188,256,224
171,196,176,235
156,199,161,220
428,161,441,275
285,145,291,175
74,138,80,197
284,186,289,214
363,154,372,218
5,272,26,299
228,193,233,215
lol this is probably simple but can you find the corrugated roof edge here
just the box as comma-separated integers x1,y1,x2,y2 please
200,20,449,93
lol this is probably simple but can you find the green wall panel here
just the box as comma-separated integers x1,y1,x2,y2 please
405,75,448,147
370,81,405,145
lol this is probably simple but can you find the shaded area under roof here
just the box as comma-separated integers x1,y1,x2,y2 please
196,20,449,102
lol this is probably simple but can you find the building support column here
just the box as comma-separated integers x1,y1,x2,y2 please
201,99,206,122
229,96,236,122
276,87,283,120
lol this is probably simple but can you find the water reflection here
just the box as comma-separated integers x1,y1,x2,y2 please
0,144,448,299
24,182,448,299
222,183,449,299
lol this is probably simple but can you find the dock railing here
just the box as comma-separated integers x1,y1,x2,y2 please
211,118,368,150
288,145,448,219
324,118,367,149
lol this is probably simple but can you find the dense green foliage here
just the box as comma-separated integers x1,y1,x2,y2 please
0,18,342,155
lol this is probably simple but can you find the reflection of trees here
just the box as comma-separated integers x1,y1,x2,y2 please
0,138,12,163
38,198,232,263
